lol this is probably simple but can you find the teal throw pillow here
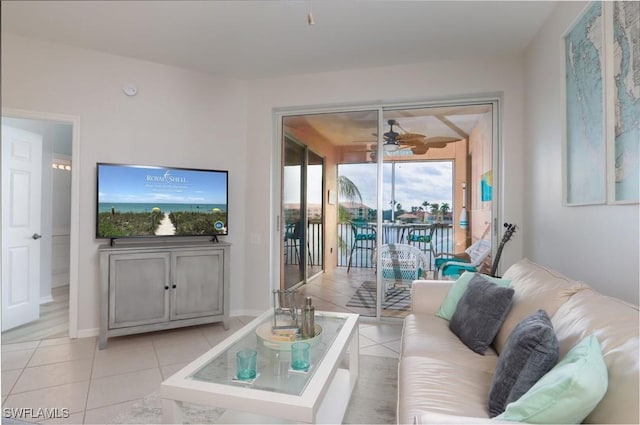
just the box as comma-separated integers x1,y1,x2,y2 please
435,271,511,320
496,334,608,424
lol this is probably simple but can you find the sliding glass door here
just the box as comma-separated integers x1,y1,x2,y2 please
277,101,497,320
281,136,324,290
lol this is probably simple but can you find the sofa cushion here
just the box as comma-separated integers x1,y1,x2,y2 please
398,356,494,424
449,275,514,355
494,259,589,354
401,313,499,374
551,289,639,424
435,271,511,320
488,309,559,417
496,334,607,424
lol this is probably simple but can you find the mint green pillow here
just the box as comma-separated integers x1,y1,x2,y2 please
496,334,608,424
435,272,511,320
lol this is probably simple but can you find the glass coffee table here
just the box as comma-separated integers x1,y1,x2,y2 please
161,310,359,424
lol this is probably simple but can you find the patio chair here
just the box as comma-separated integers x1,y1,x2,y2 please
406,225,436,258
434,238,492,279
284,222,313,266
347,220,376,272
378,244,430,295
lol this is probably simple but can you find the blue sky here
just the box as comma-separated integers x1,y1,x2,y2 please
98,164,227,204
284,160,453,210
340,161,453,210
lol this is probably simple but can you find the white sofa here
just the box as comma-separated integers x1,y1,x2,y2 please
398,259,639,424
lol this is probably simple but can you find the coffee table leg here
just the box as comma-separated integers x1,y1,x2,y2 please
162,398,184,424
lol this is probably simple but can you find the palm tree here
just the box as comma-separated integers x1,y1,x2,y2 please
337,175,364,253
440,202,450,214
429,203,440,215
337,175,363,223
422,200,430,210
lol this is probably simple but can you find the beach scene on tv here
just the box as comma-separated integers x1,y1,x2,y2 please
97,165,228,238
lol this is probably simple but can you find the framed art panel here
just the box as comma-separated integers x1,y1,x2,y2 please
608,1,639,204
562,1,607,206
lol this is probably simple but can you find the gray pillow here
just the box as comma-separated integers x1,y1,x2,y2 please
449,274,514,355
488,309,559,417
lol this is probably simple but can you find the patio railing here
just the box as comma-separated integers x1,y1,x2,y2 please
284,222,454,270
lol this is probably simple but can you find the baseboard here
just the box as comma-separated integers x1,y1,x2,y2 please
39,295,54,304
76,327,99,339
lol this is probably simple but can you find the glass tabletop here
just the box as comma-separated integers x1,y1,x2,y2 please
187,313,347,396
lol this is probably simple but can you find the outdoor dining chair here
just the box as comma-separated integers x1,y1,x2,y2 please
347,220,376,272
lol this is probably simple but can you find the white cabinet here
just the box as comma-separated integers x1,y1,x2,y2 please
99,242,230,349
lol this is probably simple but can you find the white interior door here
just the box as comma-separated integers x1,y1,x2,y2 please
2,125,43,331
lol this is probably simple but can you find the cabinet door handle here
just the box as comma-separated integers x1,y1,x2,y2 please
164,286,169,290
172,284,177,289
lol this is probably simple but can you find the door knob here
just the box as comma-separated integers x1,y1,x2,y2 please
32,233,42,240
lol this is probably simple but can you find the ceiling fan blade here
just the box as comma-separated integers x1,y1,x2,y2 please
424,136,460,144
411,146,429,155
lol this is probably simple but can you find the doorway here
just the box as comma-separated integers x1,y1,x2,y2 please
1,115,74,342
277,100,498,320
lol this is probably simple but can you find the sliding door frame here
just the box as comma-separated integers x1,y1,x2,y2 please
272,96,501,319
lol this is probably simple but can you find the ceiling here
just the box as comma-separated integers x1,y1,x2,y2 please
284,105,491,148
1,1,557,80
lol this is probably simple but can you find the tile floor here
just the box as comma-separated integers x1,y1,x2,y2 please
1,316,402,424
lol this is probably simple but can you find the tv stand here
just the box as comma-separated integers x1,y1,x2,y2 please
211,235,219,243
98,242,230,349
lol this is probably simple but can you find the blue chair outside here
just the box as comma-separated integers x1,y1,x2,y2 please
347,220,376,272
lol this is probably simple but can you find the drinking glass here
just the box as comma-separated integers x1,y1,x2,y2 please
236,349,257,380
291,342,310,371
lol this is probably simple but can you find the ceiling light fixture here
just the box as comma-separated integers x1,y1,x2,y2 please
383,142,399,152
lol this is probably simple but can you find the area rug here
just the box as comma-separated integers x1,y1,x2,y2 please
110,354,398,424
346,281,411,311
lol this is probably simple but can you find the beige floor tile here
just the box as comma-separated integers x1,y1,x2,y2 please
1,340,40,353
358,323,403,344
95,334,154,356
2,369,21,396
28,338,96,367
82,399,141,424
91,345,158,379
2,348,35,371
86,368,162,410
12,359,93,394
3,380,90,414
153,337,211,366
40,411,85,424
360,344,401,358
383,339,402,354
38,336,96,348
160,362,189,380
150,327,206,346
358,334,378,349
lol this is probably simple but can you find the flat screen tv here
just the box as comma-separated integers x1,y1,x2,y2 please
96,163,228,239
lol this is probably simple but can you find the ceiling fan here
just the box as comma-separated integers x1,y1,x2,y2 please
352,119,461,155
382,119,460,153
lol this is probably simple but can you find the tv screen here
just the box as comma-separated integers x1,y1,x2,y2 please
96,163,228,239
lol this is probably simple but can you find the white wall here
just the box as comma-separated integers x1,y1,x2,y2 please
523,2,639,304
245,57,526,312
1,35,248,334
